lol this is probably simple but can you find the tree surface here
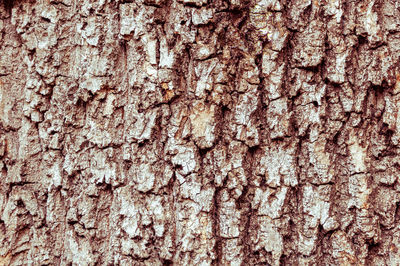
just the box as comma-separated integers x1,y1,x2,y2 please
1,0,400,265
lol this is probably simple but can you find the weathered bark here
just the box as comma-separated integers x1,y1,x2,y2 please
1,0,400,265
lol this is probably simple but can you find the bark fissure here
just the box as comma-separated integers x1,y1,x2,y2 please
2,0,400,265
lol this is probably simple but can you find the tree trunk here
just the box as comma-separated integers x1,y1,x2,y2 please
1,0,400,265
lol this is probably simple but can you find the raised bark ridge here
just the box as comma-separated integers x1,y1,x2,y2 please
1,0,400,265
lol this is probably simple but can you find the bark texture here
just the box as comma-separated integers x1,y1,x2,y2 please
1,0,400,265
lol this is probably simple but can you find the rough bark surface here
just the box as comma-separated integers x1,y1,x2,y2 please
1,0,400,265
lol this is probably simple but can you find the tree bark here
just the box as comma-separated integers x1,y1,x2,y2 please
1,0,400,265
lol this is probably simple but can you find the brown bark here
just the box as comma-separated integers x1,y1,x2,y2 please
1,0,400,265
